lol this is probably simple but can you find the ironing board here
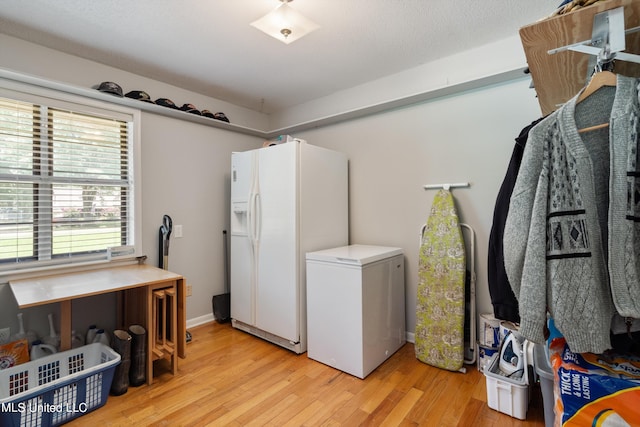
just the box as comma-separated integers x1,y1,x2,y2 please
415,189,466,371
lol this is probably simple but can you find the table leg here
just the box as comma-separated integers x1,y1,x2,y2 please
165,287,178,375
146,284,153,386
177,278,186,358
60,300,72,351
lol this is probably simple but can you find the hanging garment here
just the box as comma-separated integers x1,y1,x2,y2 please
504,75,640,354
415,189,466,371
487,117,544,323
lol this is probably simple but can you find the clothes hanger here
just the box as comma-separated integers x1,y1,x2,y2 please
576,70,617,104
576,59,617,134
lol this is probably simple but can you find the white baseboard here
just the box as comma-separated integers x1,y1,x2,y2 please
406,331,415,344
186,313,214,329
186,317,417,345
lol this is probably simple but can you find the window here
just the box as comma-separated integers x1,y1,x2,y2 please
0,87,139,275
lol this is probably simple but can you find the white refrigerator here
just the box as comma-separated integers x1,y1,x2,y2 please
230,141,348,354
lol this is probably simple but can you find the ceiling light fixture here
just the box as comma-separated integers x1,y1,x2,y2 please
250,0,319,44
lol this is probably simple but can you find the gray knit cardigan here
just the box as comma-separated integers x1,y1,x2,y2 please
504,75,640,354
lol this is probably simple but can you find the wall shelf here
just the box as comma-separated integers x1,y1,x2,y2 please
1,65,528,140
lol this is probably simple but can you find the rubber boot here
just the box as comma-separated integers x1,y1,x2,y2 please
110,329,132,396
128,324,147,387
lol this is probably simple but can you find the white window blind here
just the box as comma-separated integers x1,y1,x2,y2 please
0,95,135,273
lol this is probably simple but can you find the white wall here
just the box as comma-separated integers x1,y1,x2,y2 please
269,35,528,130
294,78,543,336
0,32,545,343
139,114,259,324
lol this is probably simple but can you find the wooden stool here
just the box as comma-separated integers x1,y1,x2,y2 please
117,270,184,385
150,282,178,378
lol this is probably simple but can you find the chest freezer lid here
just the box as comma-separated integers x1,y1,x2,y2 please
306,244,403,266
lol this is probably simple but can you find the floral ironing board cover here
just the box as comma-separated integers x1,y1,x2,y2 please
415,189,466,371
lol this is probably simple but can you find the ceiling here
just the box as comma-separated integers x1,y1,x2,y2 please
0,0,561,115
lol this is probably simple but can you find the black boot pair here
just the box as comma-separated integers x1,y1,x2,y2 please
110,325,147,395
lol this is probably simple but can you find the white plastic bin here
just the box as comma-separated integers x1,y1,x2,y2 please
484,351,531,420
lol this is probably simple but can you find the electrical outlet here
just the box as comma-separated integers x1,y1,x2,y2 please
186,284,193,297
0,327,10,344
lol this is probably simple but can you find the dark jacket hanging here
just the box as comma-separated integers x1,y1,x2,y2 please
487,117,544,323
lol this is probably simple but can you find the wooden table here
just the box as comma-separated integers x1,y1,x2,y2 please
9,264,186,385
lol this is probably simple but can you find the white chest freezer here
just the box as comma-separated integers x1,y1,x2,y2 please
305,244,405,379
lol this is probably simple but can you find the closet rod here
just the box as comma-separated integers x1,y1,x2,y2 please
423,182,470,191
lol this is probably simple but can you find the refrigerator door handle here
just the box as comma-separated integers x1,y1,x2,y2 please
255,193,262,243
247,192,254,243
247,190,259,326
248,192,260,245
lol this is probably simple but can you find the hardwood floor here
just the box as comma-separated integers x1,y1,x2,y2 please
71,322,547,426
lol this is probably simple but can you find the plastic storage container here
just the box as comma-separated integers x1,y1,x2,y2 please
534,343,555,427
484,350,531,420
0,343,120,427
